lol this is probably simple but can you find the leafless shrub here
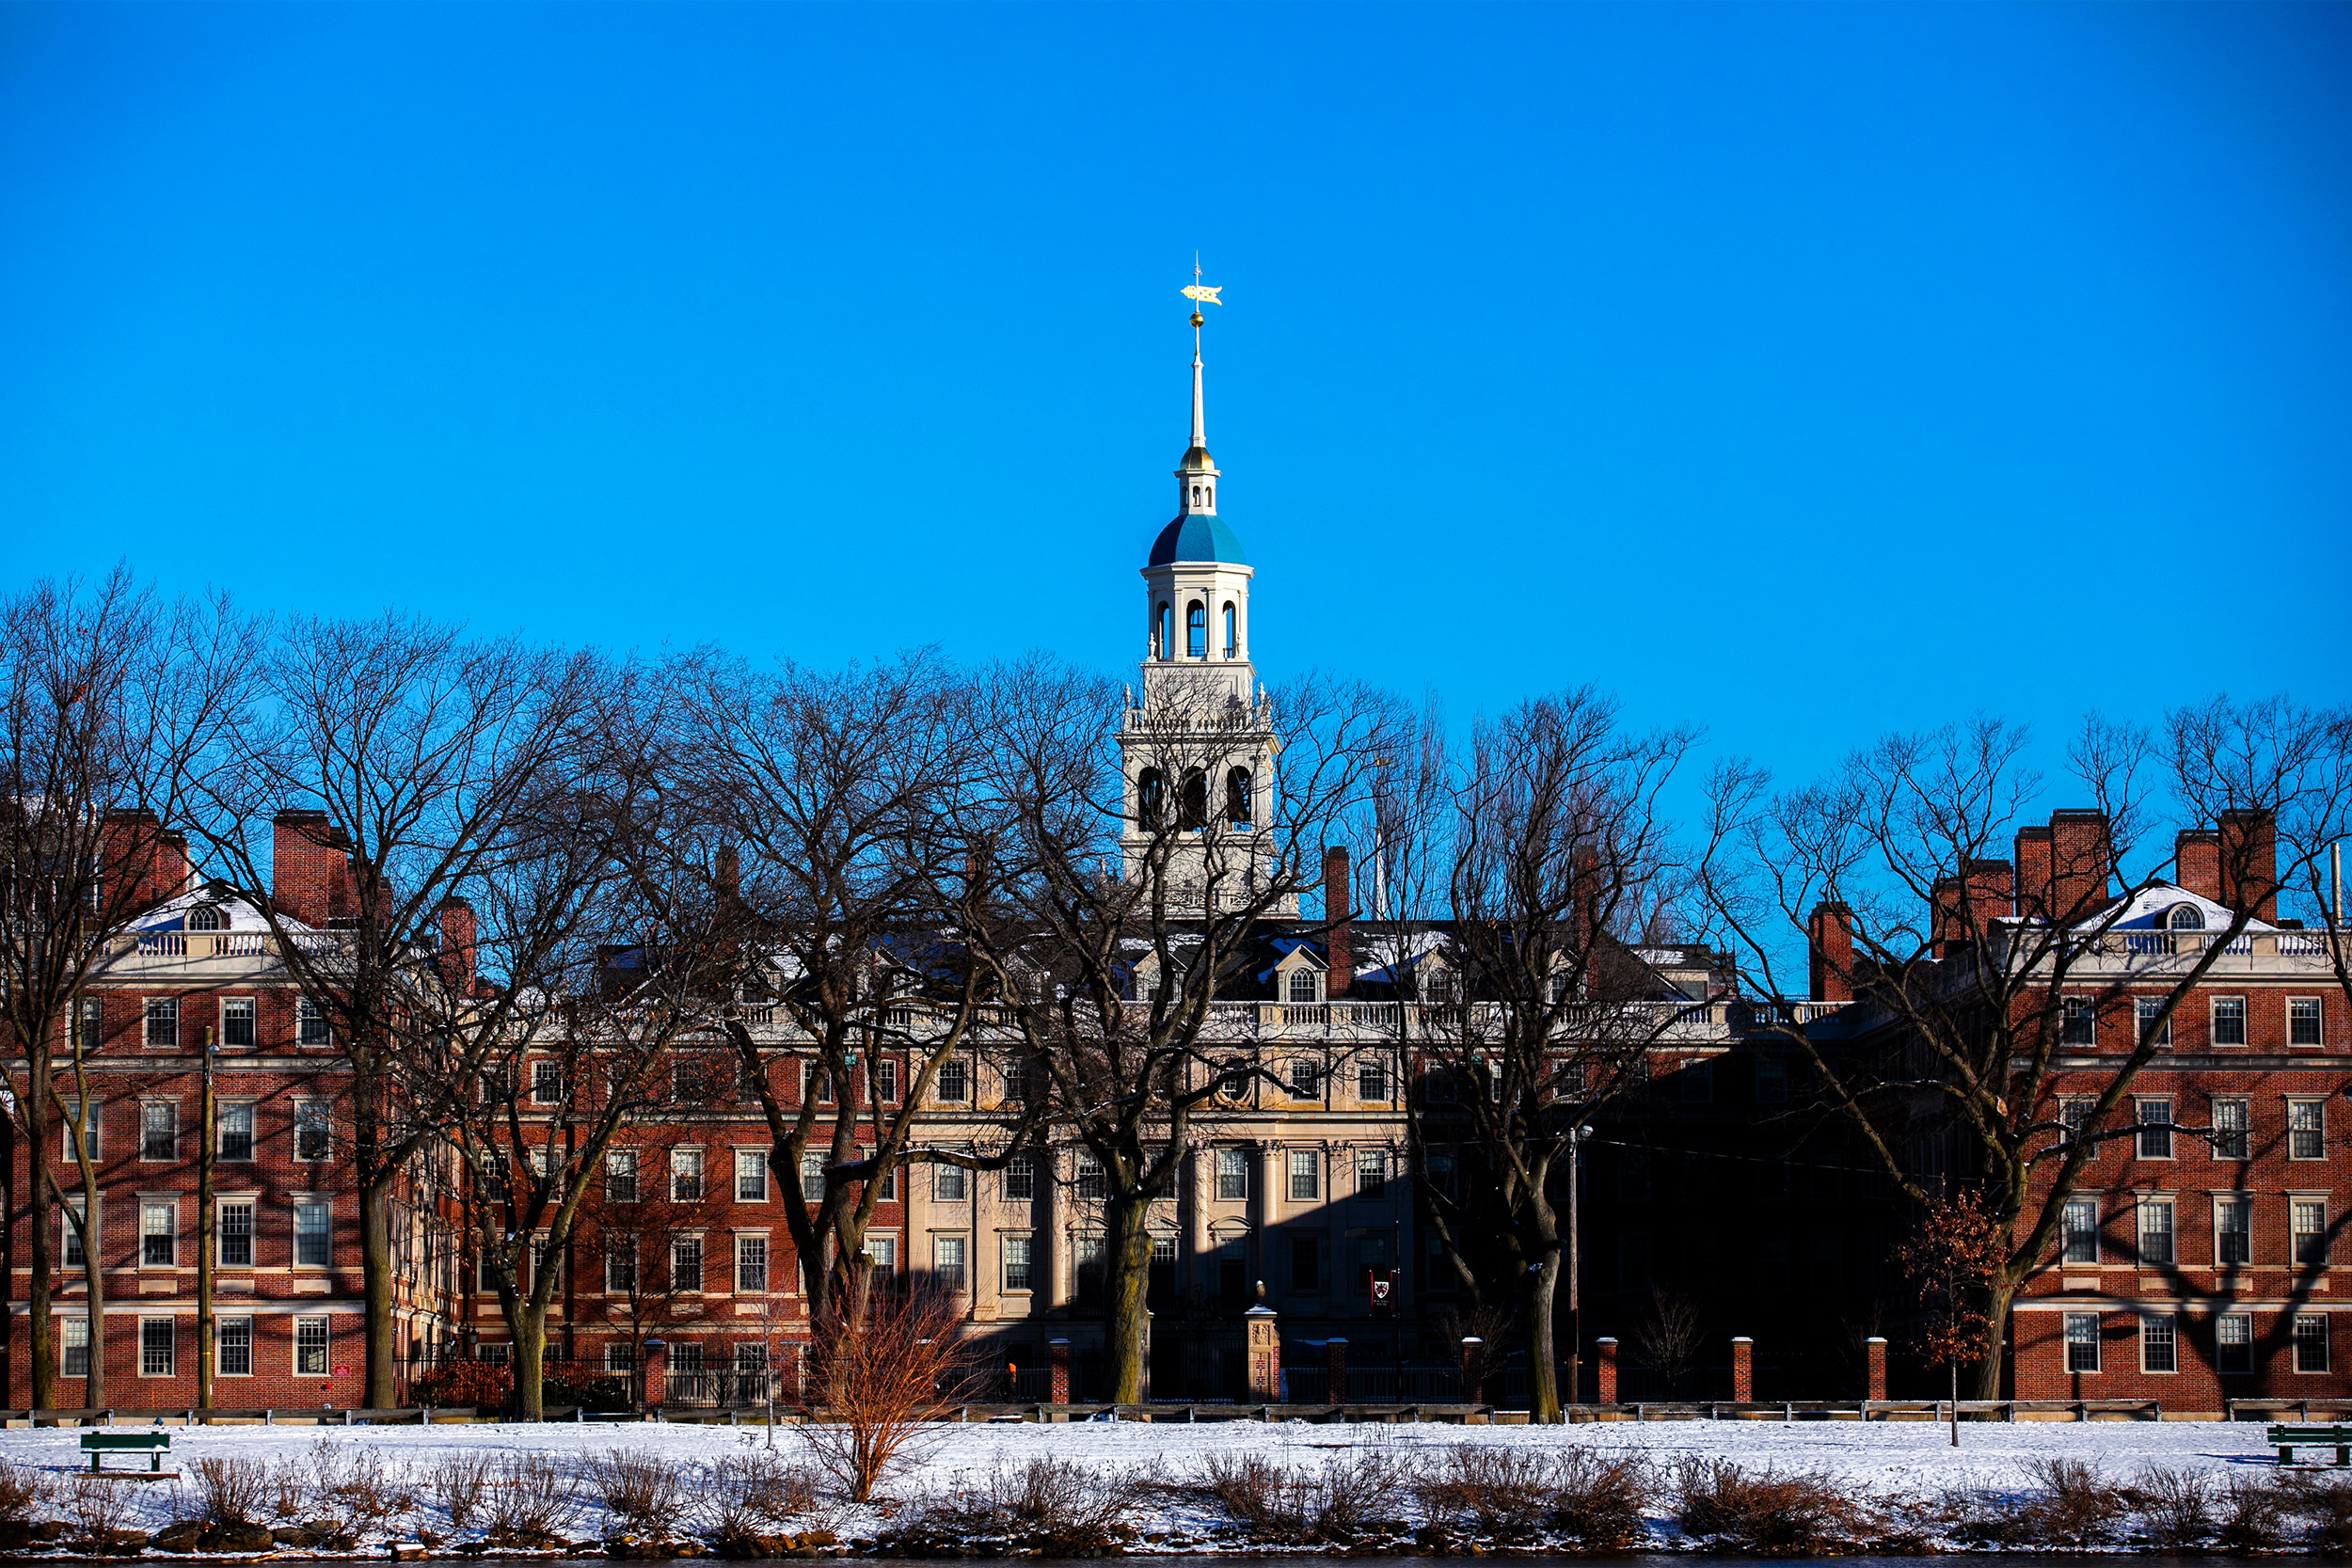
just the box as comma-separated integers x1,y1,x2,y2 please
798,1284,977,1504
1671,1458,1876,1553
2213,1473,2289,1552
586,1449,683,1536
2017,1456,2124,1546
187,1456,270,1527
2281,1468,2352,1551
2133,1465,2212,1548
693,1452,820,1549
480,1454,580,1547
0,1463,48,1524
1200,1450,1403,1543
300,1440,404,1544
1631,1288,1706,1396
904,1458,1136,1554
1545,1449,1653,1550
425,1452,495,1533
1200,1452,1287,1529
267,1460,305,1523
58,1475,135,1545
1931,1483,2026,1546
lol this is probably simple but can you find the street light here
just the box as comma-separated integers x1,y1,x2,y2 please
1565,1124,1592,1410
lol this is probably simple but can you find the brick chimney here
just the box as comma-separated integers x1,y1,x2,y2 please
2219,809,2279,923
436,895,478,990
2175,829,2221,903
2014,825,2054,921
1932,859,2014,957
2048,810,2113,922
101,810,189,909
1323,846,1352,998
1807,902,1853,1003
272,810,350,927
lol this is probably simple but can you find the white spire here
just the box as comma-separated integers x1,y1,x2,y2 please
1191,332,1206,451
1177,258,1223,515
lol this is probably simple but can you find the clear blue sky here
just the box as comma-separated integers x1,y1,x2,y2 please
4,2,2347,799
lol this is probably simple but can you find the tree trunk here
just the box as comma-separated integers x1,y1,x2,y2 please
1975,1275,2018,1400
512,1306,547,1422
77,1165,104,1411
1100,1193,1154,1402
360,1164,397,1410
24,1070,54,1413
1518,1245,1563,1423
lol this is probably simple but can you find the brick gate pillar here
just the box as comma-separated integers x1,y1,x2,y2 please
1867,1337,1888,1402
1459,1337,1483,1404
642,1339,666,1413
1048,1338,1071,1404
1596,1337,1618,1404
1246,1297,1281,1402
1730,1337,1753,1402
1327,1338,1347,1406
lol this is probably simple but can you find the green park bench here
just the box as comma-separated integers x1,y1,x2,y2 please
2267,1424,2352,1466
79,1431,172,1474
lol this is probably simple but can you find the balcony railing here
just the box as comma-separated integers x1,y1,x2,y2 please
112,929,345,961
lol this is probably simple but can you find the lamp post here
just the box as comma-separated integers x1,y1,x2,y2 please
197,1025,217,1418
1565,1124,1591,1410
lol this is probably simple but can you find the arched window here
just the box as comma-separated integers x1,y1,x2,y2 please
2168,903,2205,931
1155,602,1172,659
1287,968,1320,1004
1190,485,1201,506
1226,768,1252,826
187,905,225,932
1222,602,1237,658
1179,769,1209,831
1185,602,1206,659
1137,768,1165,829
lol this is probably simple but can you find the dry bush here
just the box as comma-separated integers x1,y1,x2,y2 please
1200,1450,1404,1543
58,1475,135,1544
1931,1483,2026,1546
1671,1458,1875,1553
1417,1445,1555,1533
425,1452,495,1532
479,1454,581,1546
906,1457,1136,1554
586,1449,684,1536
188,1456,270,1527
1200,1452,1286,1529
695,1453,821,1548
2017,1456,2124,1546
2214,1473,2290,1552
799,1283,978,1505
2281,1469,2352,1551
268,1462,305,1522
1545,1449,1653,1550
0,1463,49,1524
300,1440,405,1544
2132,1465,2212,1548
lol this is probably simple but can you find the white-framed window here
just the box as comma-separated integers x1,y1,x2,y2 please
2212,1099,2249,1160
294,1316,328,1376
2290,1100,2326,1160
2216,1196,2252,1265
864,1233,895,1284
803,1060,833,1105
669,1233,703,1291
1288,1148,1319,1201
1075,1154,1105,1200
734,1233,767,1292
532,1060,564,1105
1288,1058,1320,1100
872,1058,898,1102
2134,996,2170,1049
937,1057,969,1102
604,1341,636,1374
139,1317,174,1377
2062,1196,2100,1264
60,1197,89,1268
294,1100,332,1162
2065,1311,2101,1373
218,1101,254,1162
218,1200,254,1268
2290,997,2324,1049
2294,1199,2329,1266
62,1100,99,1161
1004,1155,1035,1203
2136,1099,2173,1160
216,1316,252,1377
2296,1315,2330,1373
670,1147,704,1201
220,996,256,1049
1287,968,1321,1004
605,1239,637,1294
2058,1098,2094,1149
1002,1233,1033,1291
2217,1312,2253,1373
736,1148,770,1202
2137,1197,2174,1265
141,1201,176,1267
876,1164,897,1202
606,1149,637,1203
732,1342,768,1374
296,997,330,1048
140,1101,178,1161
798,1151,824,1203
1000,1058,1027,1103
294,1201,331,1267
72,997,103,1053
2140,1314,2177,1373
1356,1148,1389,1199
2060,997,2096,1047
932,1163,966,1203
1358,1060,1390,1101
933,1234,966,1291
1215,1147,1248,1201
60,1317,88,1379
2212,996,2248,1047
143,997,178,1048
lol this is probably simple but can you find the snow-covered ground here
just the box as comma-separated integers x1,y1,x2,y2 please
0,1414,2288,1547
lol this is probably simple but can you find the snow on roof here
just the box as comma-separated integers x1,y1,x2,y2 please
2097,881,2276,933
1352,927,1449,980
130,885,316,935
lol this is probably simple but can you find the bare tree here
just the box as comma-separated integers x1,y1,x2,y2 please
0,571,255,1409
572,1151,723,1398
1697,706,2346,1397
186,613,602,1406
1629,1286,1704,1397
1401,689,1699,1422
963,657,1391,1402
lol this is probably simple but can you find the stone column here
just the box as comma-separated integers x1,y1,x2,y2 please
1327,1338,1347,1405
1246,1300,1281,1402
1048,1338,1071,1405
1459,1336,1484,1404
1730,1337,1753,1402
1596,1337,1618,1404
1866,1336,1888,1402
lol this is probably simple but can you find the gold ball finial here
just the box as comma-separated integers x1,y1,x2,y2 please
1190,311,1204,327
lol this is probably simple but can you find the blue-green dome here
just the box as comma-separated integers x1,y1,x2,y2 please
1149,512,1247,566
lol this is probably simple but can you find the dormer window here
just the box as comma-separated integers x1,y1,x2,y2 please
2168,904,2205,931
1287,968,1322,1004
187,905,225,932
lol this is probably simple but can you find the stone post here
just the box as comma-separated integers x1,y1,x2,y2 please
1730,1337,1753,1402
1246,1294,1281,1402
1327,1338,1347,1405
1459,1337,1484,1404
1866,1336,1888,1402
642,1339,666,1414
1596,1337,1618,1404
1048,1338,1071,1404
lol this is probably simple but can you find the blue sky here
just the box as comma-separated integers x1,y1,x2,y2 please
3,1,2347,805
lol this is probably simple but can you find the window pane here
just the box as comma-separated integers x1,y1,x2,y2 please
294,1317,328,1376
2291,1101,2326,1160
2290,998,2323,1048
142,1203,175,1267
61,1319,88,1378
1004,1235,1032,1291
2213,998,2247,1046
294,1101,331,1162
218,1317,252,1377
294,1203,331,1267
142,1102,177,1161
2217,1313,2253,1373
1356,1149,1388,1198
933,1235,966,1291
2213,1100,2249,1161
2134,996,2169,1048
1288,1149,1319,1201
145,998,178,1047
2065,1312,2101,1373
607,1150,636,1202
140,1319,174,1377
739,1149,772,1201
1358,1062,1389,1101
2294,1200,2328,1265
671,1148,704,1200
1005,1156,1035,1203
735,1235,767,1292
934,1163,967,1202
296,999,330,1047
1216,1148,1248,1200
2137,1200,2174,1264
937,1059,969,1101
669,1235,703,1290
219,1102,254,1162
2217,1197,2251,1265
219,1203,254,1268
2141,1315,2176,1373
221,997,256,1048
2137,1101,2172,1160
2062,1198,2099,1264
2296,1315,2330,1373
